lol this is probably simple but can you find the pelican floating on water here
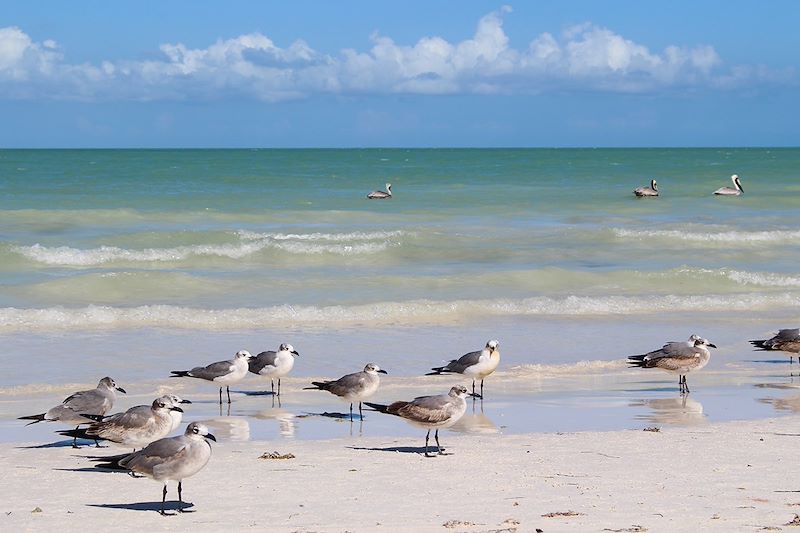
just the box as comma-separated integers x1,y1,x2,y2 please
367,183,392,199
713,174,743,196
633,179,659,197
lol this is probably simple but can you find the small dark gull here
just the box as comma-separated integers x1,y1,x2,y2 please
248,343,299,396
627,334,717,393
365,385,470,457
304,363,387,420
750,328,800,364
95,422,216,515
426,340,500,399
367,183,392,199
171,350,253,404
18,377,126,447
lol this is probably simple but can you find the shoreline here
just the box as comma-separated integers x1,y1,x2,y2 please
2,415,799,532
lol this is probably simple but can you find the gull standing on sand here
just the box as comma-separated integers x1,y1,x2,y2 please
750,328,800,364
365,385,470,457
426,340,500,399
633,179,659,197
18,377,126,447
95,422,216,516
304,363,387,421
248,343,299,396
367,183,392,199
627,334,717,393
58,395,185,450
171,350,253,404
713,174,744,196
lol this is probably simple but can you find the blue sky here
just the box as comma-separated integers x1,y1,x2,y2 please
2,1,798,148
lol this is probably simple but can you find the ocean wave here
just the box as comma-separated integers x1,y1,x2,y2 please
11,230,406,266
2,293,799,332
614,228,800,245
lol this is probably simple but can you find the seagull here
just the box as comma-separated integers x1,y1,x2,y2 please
367,183,392,199
159,394,192,432
304,363,387,420
627,334,717,393
750,328,800,364
248,343,299,396
171,350,253,404
58,395,184,450
365,385,470,457
18,377,126,447
426,340,500,399
713,174,744,196
633,179,659,197
94,422,216,516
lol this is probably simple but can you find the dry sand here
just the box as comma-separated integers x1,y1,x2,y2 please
2,415,799,532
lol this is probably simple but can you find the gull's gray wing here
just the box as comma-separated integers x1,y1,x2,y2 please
775,329,800,341
119,436,189,474
394,395,456,424
62,389,112,415
189,360,235,380
324,372,368,397
249,351,278,374
441,350,482,373
642,342,701,367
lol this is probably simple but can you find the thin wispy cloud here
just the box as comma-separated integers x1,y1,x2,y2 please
0,6,792,102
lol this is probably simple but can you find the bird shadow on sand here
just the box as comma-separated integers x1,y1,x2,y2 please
347,445,450,456
297,411,365,421
747,359,794,365
87,501,194,514
234,390,277,397
16,439,103,450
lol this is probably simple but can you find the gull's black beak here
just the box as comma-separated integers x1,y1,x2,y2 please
180,399,192,404
377,369,388,374
708,343,718,349
170,406,184,413
292,350,300,357
204,433,217,442
116,387,127,394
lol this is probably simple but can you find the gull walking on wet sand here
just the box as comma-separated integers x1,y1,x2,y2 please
248,343,299,396
365,385,470,457
750,328,800,364
171,350,253,404
426,340,500,399
627,334,717,393
304,363,387,421
58,395,186,450
94,422,216,516
18,377,126,447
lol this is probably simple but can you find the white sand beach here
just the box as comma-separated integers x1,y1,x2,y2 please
3,415,799,532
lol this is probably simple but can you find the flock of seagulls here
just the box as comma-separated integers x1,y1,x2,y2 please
17,328,799,514
633,174,744,197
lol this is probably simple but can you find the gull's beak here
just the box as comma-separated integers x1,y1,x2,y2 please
377,369,388,374
204,433,217,442
116,387,127,394
708,343,718,349
180,399,192,404
292,350,300,357
170,406,184,413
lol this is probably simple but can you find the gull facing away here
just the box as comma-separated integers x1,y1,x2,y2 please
18,377,126,447
750,328,800,364
633,179,659,197
171,350,253,404
95,422,216,516
304,363,387,421
713,174,744,196
426,340,500,399
365,385,470,457
367,183,392,199
627,334,717,394
248,343,299,396
58,395,185,450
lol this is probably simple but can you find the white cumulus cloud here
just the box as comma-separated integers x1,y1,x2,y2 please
0,7,792,102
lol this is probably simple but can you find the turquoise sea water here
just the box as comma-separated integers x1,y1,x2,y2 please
2,148,800,442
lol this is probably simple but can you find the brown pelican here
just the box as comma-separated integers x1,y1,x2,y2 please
713,174,743,196
367,183,392,199
633,179,659,197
